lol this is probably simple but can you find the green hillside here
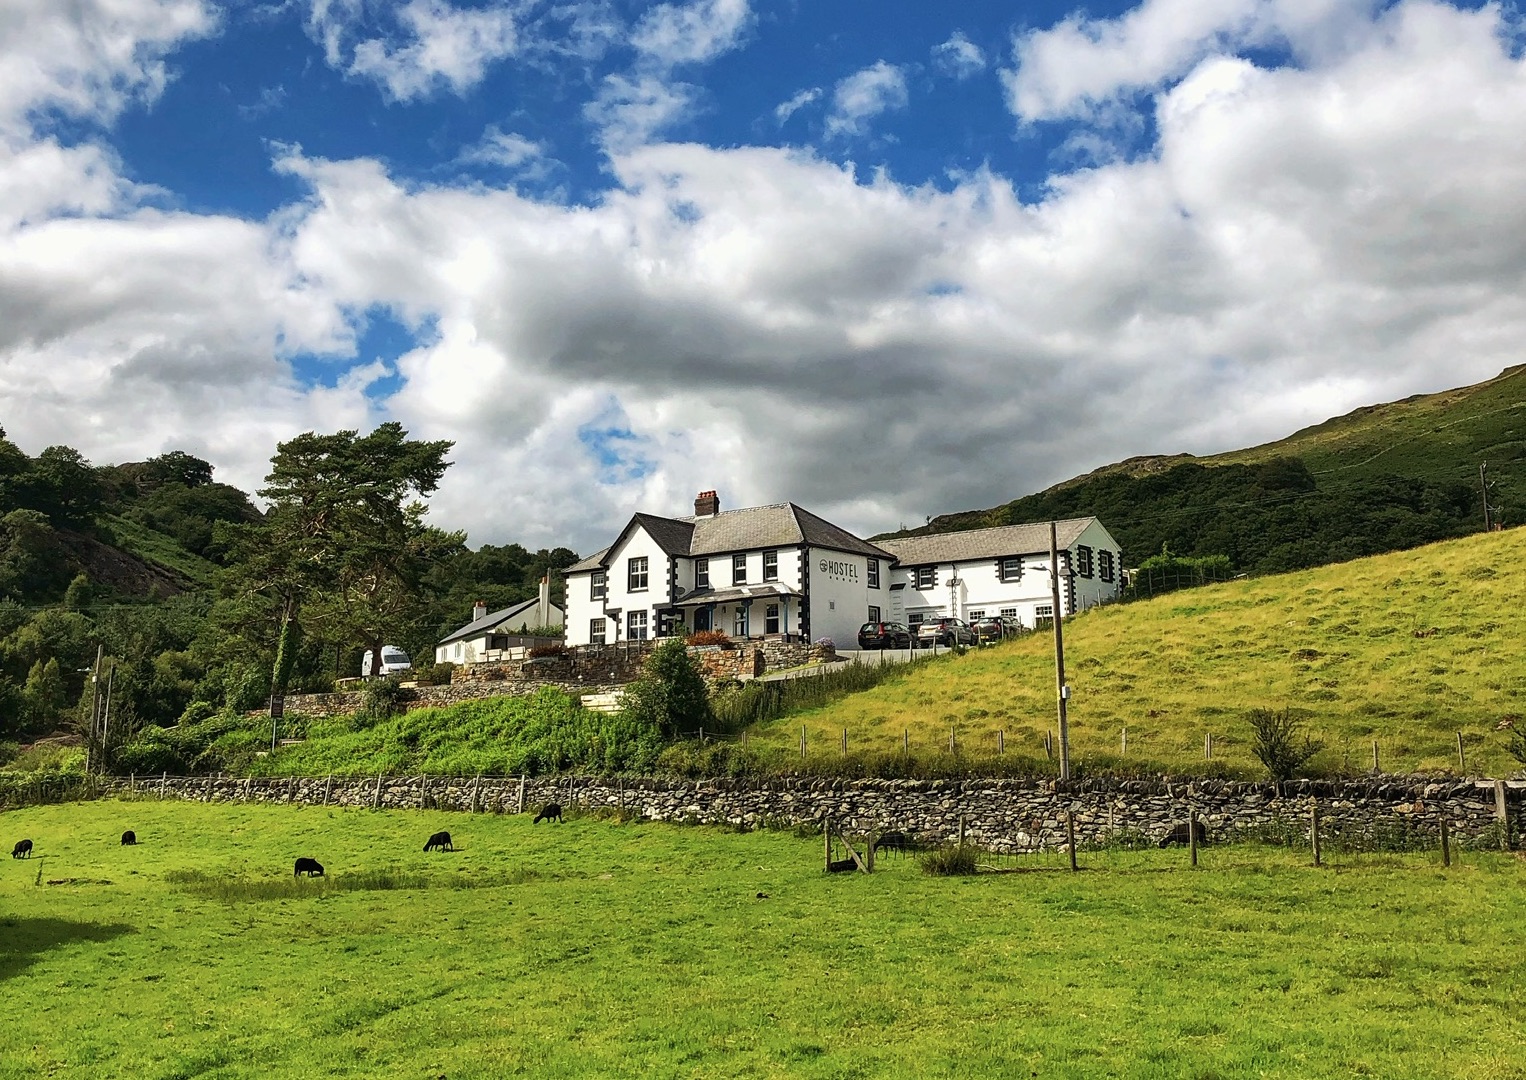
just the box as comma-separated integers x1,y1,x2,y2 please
894,365,1524,574
765,527,1526,777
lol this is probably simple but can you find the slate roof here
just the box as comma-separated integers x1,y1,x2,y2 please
438,598,556,645
562,503,893,571
874,517,1099,566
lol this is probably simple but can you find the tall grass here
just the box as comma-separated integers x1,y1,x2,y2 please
164,866,536,901
776,529,1526,776
709,655,934,732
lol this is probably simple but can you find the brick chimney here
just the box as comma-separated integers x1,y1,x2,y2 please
694,490,720,517
472,600,487,621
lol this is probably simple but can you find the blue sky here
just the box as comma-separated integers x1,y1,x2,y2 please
2,0,1524,553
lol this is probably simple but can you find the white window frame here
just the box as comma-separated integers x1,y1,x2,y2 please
1000,608,1018,618
914,566,936,590
999,557,1022,583
765,603,780,634
627,610,648,640
589,618,606,645
1035,604,1054,619
1098,550,1115,583
591,570,606,600
628,557,649,592
1076,545,1094,579
867,605,881,623
763,549,778,581
695,557,709,589
732,553,747,585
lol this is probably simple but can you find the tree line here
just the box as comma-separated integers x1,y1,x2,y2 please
0,424,576,761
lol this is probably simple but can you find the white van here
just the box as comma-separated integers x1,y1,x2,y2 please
361,645,412,677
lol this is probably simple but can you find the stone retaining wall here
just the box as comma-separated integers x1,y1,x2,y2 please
98,773,1521,852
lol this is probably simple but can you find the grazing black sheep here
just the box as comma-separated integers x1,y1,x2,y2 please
293,857,325,877
423,830,453,852
121,830,137,846
533,803,563,824
11,839,33,859
1158,821,1207,848
873,831,914,856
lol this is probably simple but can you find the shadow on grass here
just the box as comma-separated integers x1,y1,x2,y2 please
0,917,133,982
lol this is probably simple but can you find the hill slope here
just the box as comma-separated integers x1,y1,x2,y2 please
767,527,1526,777
893,366,1524,573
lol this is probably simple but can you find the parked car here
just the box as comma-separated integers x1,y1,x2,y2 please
360,645,412,677
914,617,977,648
972,615,1025,645
857,621,913,649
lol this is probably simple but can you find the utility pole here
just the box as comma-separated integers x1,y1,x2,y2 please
86,644,103,774
1049,521,1072,781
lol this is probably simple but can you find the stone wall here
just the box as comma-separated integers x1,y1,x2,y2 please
98,773,1521,852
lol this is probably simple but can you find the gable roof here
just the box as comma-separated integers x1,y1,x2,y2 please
438,597,561,645
564,503,892,571
874,517,1099,566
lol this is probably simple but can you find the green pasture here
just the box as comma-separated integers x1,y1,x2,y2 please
4,800,1526,1078
770,528,1526,776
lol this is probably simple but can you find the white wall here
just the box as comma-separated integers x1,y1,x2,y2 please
887,522,1124,629
805,549,880,647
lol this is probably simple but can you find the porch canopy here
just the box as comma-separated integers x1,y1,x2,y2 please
670,582,799,637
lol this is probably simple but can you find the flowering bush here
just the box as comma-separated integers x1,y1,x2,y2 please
686,629,733,648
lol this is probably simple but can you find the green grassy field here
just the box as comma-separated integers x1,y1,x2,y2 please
3,800,1525,1079
769,528,1526,777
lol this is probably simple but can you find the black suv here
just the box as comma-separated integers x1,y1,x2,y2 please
858,621,913,649
914,617,977,648
972,615,1024,644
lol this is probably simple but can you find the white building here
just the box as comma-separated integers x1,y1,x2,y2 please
875,517,1124,630
562,491,896,649
435,585,564,665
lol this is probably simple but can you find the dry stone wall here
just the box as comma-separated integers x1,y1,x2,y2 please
98,773,1521,852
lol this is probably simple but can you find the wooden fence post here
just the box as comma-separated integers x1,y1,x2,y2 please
948,727,956,754
372,773,383,810
1456,732,1466,773
957,815,966,849
800,725,807,758
470,773,481,814
1495,780,1509,850
517,773,527,815
824,817,833,872
1440,815,1451,868
998,729,1005,755
1066,810,1078,871
159,771,167,800
323,774,332,807
1188,807,1198,868
841,727,848,755
1371,740,1380,773
1205,733,1213,760
1311,802,1322,867
903,728,909,753
1121,727,1127,755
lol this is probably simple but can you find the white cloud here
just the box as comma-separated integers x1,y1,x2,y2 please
630,0,752,67
6,0,1526,555
0,0,216,135
774,87,821,125
584,73,697,151
346,0,519,101
932,31,986,79
457,126,545,170
825,61,908,137
1002,0,1376,122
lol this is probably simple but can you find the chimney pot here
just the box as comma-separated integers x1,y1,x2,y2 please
472,600,487,621
694,490,720,517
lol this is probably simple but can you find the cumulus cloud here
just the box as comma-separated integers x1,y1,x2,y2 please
6,0,1526,555
826,61,908,137
630,0,752,67
344,0,519,101
1002,0,1376,122
932,31,986,79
